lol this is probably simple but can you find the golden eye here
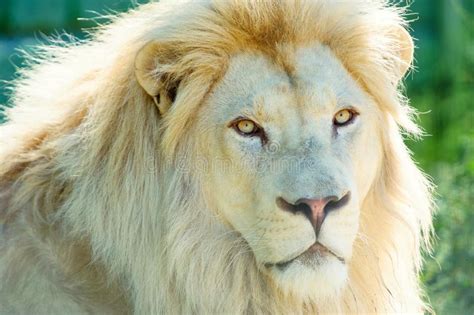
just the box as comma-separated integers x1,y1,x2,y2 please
236,119,257,134
334,109,355,126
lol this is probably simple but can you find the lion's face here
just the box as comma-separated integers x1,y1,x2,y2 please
195,44,383,298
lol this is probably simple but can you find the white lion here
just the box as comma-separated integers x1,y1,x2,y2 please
0,0,433,314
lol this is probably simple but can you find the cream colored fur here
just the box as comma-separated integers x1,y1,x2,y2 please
0,0,433,314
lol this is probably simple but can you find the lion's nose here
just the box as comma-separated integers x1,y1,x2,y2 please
276,192,351,235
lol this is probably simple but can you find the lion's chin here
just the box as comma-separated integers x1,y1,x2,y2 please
265,245,348,300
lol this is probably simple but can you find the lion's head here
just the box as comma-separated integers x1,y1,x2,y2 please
169,46,382,298
0,0,433,314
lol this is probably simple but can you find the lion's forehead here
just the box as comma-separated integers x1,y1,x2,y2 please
209,43,369,127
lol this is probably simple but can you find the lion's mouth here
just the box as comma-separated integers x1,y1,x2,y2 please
266,242,345,270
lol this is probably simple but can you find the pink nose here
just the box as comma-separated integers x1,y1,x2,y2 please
295,197,336,234
276,192,351,235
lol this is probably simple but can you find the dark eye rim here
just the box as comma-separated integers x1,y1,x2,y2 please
228,117,268,144
333,108,359,127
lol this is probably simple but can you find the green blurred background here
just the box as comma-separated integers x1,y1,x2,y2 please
0,0,472,313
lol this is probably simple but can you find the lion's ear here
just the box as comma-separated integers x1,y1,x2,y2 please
393,26,414,80
135,41,179,115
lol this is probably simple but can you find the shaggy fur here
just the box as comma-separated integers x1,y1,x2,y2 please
0,0,433,314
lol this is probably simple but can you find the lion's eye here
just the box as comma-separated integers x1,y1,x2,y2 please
229,118,268,144
235,119,258,135
333,109,356,126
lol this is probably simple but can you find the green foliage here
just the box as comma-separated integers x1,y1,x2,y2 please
0,0,142,35
404,1,474,314
422,162,474,314
0,1,473,314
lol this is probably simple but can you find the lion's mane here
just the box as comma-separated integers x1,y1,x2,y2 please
0,0,433,313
